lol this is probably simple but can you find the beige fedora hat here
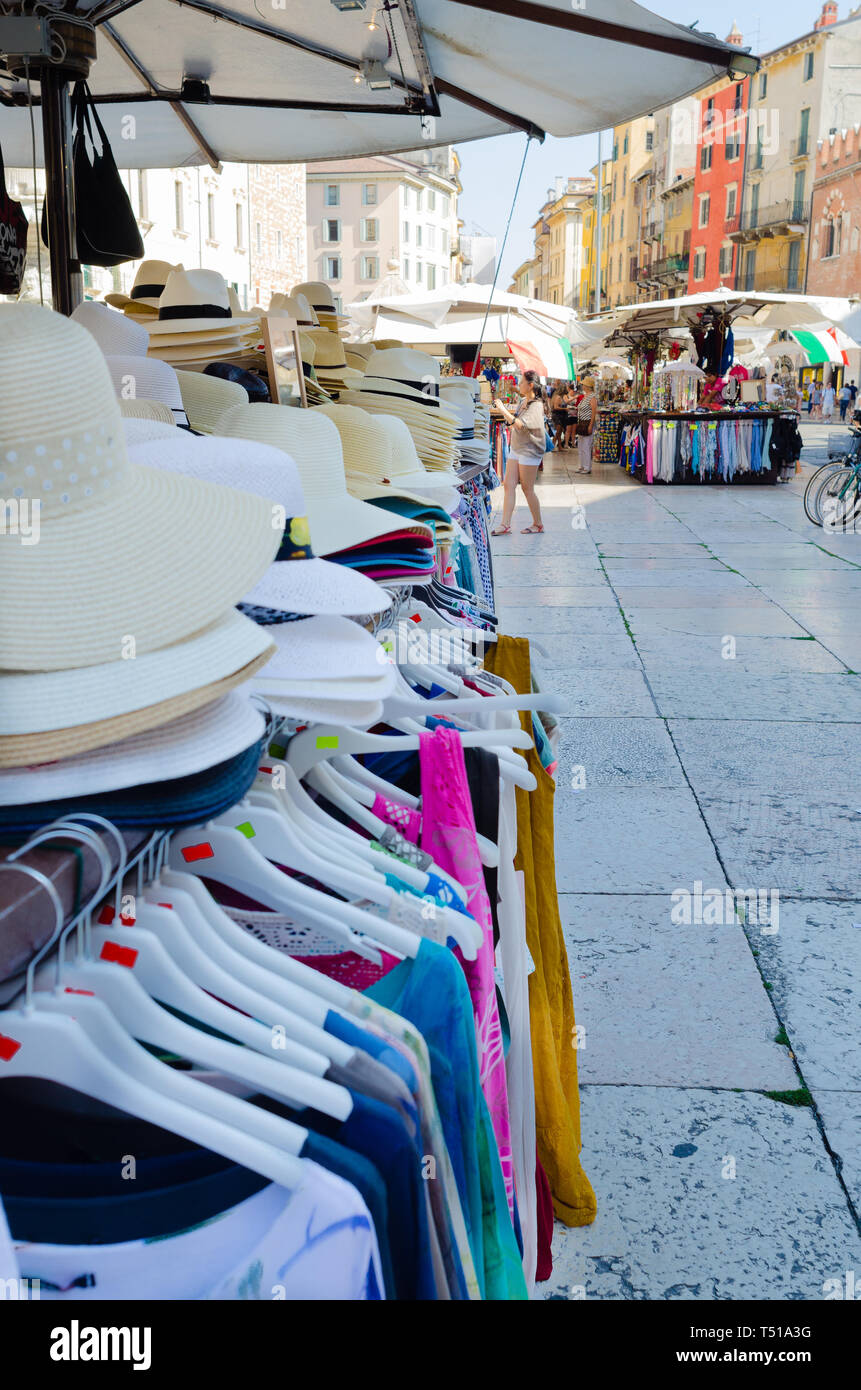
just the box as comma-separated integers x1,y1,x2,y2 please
106,260,183,312
292,281,348,330
145,269,248,337
72,301,150,357
268,292,319,326
174,368,249,434
0,304,281,671
305,330,364,390
376,414,460,494
217,402,432,557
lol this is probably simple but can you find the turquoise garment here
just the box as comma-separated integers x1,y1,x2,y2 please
366,938,528,1301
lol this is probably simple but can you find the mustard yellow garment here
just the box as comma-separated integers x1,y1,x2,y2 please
485,635,597,1227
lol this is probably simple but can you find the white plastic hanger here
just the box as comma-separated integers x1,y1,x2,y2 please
287,723,532,780
229,789,481,959
168,823,421,960
0,833,306,1190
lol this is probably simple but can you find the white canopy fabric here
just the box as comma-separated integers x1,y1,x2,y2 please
348,282,578,336
0,0,754,168
574,289,856,358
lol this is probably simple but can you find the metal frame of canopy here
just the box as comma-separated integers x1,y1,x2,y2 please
0,1,755,314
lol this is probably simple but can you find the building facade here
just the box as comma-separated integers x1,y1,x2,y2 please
604,116,653,308
688,73,751,293
306,148,460,311
579,162,611,314
4,162,307,310
508,177,593,306
730,4,861,294
806,124,861,294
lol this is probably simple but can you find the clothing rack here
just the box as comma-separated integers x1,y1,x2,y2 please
0,826,154,1001
615,409,800,485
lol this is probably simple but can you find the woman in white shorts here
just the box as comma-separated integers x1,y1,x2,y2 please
491,370,546,535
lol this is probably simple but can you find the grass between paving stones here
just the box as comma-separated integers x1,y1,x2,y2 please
763,1086,814,1107
774,1026,790,1047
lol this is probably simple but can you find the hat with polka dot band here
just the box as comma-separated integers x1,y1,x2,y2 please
0,303,281,671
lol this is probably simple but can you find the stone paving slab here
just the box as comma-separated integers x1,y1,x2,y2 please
554,788,725,893
648,671,861,721
558,894,796,1090
633,633,848,674
530,634,644,671
494,585,618,608
543,1087,861,1301
695,793,861,899
667,719,861,795
498,605,627,636
554,716,685,788
809,1091,861,1214
623,606,811,638
536,666,656,717
742,899,861,1091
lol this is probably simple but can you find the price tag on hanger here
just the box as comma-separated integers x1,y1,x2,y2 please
316,735,339,750
0,1034,21,1062
99,941,138,969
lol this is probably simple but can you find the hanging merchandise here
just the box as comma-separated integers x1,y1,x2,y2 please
0,145,27,294
41,82,144,268
0,298,594,1302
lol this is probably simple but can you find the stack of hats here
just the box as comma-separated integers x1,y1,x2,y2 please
125,431,397,725
105,260,183,323
303,329,364,395
73,301,188,428
344,342,375,373
217,403,435,583
294,334,332,405
291,282,348,335
143,270,263,370
0,304,282,824
439,376,490,467
313,404,454,557
339,348,460,473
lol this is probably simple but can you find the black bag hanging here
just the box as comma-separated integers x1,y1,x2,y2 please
42,82,144,268
0,144,28,294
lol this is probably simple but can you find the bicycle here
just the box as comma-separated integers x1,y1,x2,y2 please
803,425,861,526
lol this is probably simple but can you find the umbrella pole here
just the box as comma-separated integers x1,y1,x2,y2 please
41,68,80,315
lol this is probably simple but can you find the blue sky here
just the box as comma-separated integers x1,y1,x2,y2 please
454,1,832,283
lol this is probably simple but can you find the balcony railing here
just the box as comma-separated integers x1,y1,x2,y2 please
738,200,809,233
649,252,690,279
739,266,803,293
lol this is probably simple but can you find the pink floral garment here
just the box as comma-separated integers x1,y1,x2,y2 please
415,728,515,1215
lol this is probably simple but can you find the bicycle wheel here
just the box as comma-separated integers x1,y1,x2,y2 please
822,470,861,532
805,462,846,526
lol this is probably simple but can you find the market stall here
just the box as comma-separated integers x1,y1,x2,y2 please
575,291,843,485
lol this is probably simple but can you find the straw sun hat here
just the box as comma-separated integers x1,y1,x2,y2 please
0,304,281,671
292,281,348,331
118,398,176,426
0,691,264,804
145,270,256,337
313,403,453,509
217,402,432,557
174,367,249,434
105,260,183,313
72,300,150,357
127,432,392,617
268,292,319,326
0,609,275,767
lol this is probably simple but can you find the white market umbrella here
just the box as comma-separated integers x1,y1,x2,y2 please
0,2,755,167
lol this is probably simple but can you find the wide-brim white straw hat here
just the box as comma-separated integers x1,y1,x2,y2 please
376,414,460,491
249,616,395,698
126,433,392,617
106,354,188,425
313,403,449,509
72,300,149,357
119,398,176,426
261,692,385,729
174,368,249,433
217,403,432,557
105,260,183,311
0,304,281,671
121,418,178,447
0,610,275,766
0,691,264,804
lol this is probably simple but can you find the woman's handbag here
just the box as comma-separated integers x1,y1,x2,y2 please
42,82,144,267
576,421,591,437
0,145,28,294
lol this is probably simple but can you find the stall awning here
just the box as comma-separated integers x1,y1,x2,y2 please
507,334,573,379
0,0,756,167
